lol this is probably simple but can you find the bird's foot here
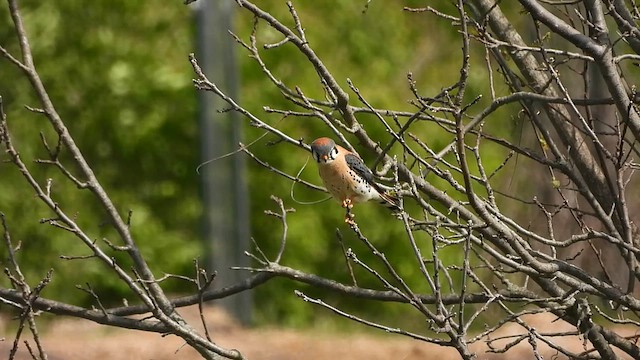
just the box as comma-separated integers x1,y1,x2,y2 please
341,198,354,210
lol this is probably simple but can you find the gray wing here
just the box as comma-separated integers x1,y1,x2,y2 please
344,153,377,186
345,153,400,210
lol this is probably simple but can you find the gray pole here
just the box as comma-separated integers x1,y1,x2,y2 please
194,0,251,324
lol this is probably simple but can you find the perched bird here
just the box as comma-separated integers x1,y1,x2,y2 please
310,137,399,222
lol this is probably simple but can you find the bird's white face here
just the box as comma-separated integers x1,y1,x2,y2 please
312,145,339,164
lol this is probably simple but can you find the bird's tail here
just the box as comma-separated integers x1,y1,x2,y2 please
376,187,401,212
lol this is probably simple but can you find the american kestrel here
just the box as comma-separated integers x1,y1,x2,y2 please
310,137,399,223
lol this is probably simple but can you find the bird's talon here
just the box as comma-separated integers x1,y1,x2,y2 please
342,199,354,210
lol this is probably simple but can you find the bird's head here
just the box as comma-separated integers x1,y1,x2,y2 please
310,137,338,164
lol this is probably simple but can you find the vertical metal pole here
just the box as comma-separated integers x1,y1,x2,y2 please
195,0,252,324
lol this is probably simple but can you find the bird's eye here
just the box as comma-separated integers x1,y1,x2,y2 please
330,147,338,159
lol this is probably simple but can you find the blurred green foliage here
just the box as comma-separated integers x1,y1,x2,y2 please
1,1,518,329
0,0,200,306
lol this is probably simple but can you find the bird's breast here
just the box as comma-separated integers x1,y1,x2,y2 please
318,162,378,203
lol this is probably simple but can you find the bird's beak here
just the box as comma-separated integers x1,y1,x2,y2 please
321,154,328,161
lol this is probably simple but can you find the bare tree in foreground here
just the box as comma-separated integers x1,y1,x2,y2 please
3,0,640,359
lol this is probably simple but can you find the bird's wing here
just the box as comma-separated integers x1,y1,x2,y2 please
344,153,376,186
344,153,400,209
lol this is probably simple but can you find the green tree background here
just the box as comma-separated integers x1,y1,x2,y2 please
0,1,518,328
